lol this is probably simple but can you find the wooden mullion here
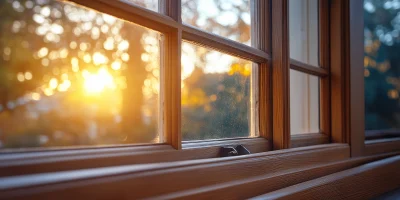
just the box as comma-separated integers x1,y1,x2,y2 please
182,25,270,63
252,0,271,145
319,0,331,141
348,0,365,157
162,0,182,149
160,0,181,23
272,0,290,149
330,0,347,144
68,0,178,33
290,59,329,77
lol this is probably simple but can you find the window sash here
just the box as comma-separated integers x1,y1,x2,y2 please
0,0,336,152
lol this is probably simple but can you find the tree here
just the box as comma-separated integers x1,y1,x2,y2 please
0,0,159,147
364,0,400,130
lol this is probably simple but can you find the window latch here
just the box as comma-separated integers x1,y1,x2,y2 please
220,145,251,157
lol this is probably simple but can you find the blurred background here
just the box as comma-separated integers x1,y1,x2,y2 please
0,0,252,148
364,0,400,131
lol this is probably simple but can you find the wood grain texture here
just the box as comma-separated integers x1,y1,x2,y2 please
182,25,270,63
161,0,181,23
67,0,178,33
163,29,182,149
0,138,269,177
0,144,349,199
319,0,331,142
365,138,400,156
251,155,400,200
330,0,347,144
150,152,399,200
289,59,329,77
252,0,271,143
290,133,329,148
258,63,272,142
183,137,269,152
0,143,173,157
272,0,290,149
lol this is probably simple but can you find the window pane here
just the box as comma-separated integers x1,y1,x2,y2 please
181,42,254,140
0,0,161,149
182,0,251,46
289,0,319,66
124,0,158,12
364,0,400,137
290,70,319,134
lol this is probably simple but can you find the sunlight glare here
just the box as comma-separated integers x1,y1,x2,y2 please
83,68,116,94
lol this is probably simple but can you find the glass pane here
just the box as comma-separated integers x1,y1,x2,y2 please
182,0,251,46
0,0,161,149
364,0,400,134
290,70,319,134
289,0,319,66
181,42,254,140
124,0,158,12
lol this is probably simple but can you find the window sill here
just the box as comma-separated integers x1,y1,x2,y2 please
0,143,350,199
365,137,400,156
291,133,329,148
0,138,269,177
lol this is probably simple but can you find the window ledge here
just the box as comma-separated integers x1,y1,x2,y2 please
0,143,350,199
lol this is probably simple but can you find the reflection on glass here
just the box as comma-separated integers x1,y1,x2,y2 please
125,0,158,12
290,70,319,134
289,0,319,66
182,0,251,46
364,0,400,131
181,42,253,140
0,0,161,148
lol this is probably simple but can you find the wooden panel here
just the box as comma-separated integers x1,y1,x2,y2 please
290,133,329,148
365,138,400,156
258,63,272,142
330,0,347,144
290,59,329,77
251,155,400,200
319,0,331,142
0,144,349,199
161,0,182,149
348,0,365,157
252,0,271,143
0,138,269,177
0,144,173,157
67,0,178,33
182,25,270,63
183,137,269,152
150,153,399,200
161,0,181,22
251,0,271,54
163,29,182,149
271,0,290,149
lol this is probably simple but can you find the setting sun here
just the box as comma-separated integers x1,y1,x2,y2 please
82,68,116,94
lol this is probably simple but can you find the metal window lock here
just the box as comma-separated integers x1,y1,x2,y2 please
220,145,251,157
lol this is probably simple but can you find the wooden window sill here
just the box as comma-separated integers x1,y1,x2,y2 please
291,133,329,148
0,143,350,199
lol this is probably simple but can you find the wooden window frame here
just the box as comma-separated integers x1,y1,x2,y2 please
26,0,273,152
0,0,337,154
3,0,396,173
287,0,331,148
338,0,400,156
63,0,333,151
3,1,400,198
